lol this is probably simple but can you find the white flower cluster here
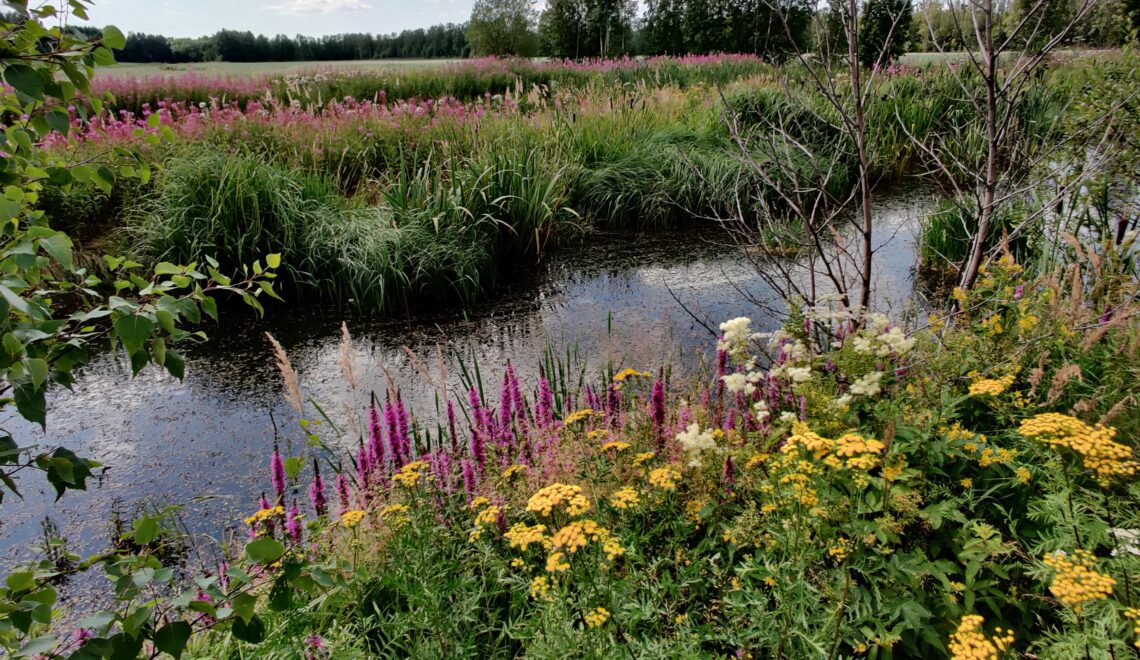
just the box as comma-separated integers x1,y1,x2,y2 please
849,314,916,357
721,373,756,395
718,317,759,359
676,423,717,466
849,371,884,397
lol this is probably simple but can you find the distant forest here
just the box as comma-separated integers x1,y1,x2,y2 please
4,0,1134,65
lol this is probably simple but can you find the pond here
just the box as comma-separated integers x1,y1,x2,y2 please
0,185,936,614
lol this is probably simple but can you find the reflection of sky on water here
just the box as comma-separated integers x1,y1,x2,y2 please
0,184,935,615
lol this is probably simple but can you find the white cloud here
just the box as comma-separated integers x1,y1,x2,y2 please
264,0,373,15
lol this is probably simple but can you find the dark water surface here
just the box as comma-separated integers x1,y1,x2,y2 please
0,187,934,614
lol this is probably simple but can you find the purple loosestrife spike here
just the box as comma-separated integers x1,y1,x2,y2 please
395,393,411,465
508,362,525,423
447,400,459,453
722,456,735,494
1014,284,1025,299
286,500,302,544
461,459,478,505
499,371,513,437
384,397,399,465
799,395,807,422
270,444,286,503
651,377,666,450
537,371,554,428
335,472,351,515
309,459,327,518
368,397,385,470
356,442,370,491
606,383,620,422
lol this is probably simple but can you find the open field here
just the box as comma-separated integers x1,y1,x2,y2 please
94,58,462,78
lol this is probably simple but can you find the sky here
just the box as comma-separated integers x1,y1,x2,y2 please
83,0,480,38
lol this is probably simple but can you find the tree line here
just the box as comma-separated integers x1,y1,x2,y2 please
113,25,469,63
8,0,1132,65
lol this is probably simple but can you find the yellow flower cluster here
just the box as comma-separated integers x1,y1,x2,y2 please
500,464,527,480
828,537,852,562
526,483,591,517
609,487,640,510
601,440,631,452
505,522,548,551
648,467,681,491
340,509,366,528
469,496,491,510
474,504,501,527
633,451,656,466
834,433,885,470
1016,315,1038,332
529,575,554,599
584,607,611,628
977,446,1016,467
545,551,570,572
391,460,428,487
1015,467,1032,484
1042,549,1116,612
968,375,1015,397
1125,607,1140,648
586,429,609,440
549,519,624,560
613,368,652,382
563,408,594,426
380,503,410,527
947,614,1014,660
245,505,284,526
1018,413,1135,483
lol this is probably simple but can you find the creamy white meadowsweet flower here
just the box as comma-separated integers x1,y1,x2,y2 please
721,373,750,394
851,335,874,354
778,411,798,423
676,423,717,466
786,366,812,383
834,394,853,408
877,326,916,355
850,371,884,397
717,317,753,357
753,400,770,422
866,313,891,335
782,340,809,361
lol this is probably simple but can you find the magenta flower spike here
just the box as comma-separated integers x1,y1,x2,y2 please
309,459,328,518
651,377,666,450
461,459,478,505
367,397,385,471
270,444,286,503
286,500,302,544
335,472,351,515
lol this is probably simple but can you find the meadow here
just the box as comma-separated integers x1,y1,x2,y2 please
3,36,1139,660
93,58,460,78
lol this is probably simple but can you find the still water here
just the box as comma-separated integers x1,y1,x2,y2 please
0,187,934,613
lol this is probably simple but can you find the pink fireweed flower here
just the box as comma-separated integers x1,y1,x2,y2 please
367,397,385,470
536,370,554,428
468,387,487,473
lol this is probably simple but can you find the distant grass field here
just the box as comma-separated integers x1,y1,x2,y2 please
95,58,461,78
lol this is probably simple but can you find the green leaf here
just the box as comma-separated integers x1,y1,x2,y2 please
38,233,73,270
44,109,70,136
14,382,45,428
245,537,285,564
283,456,304,481
101,25,126,49
25,358,47,390
200,295,218,321
266,253,281,269
165,350,185,380
153,621,192,659
113,314,154,356
4,64,44,101
6,571,35,592
13,635,57,658
230,614,265,644
121,604,152,637
133,516,159,546
230,593,256,623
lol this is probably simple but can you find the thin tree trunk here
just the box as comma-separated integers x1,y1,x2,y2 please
848,0,875,311
960,0,998,291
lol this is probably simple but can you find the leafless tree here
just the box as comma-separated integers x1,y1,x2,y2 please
904,0,1102,291
721,0,911,317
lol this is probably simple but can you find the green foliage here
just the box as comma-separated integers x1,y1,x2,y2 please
0,4,278,501
467,0,538,57
858,0,913,67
